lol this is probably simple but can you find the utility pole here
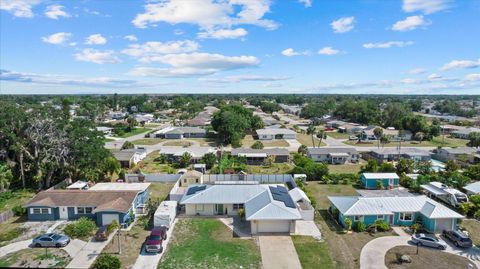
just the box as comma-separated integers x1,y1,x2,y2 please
117,229,122,254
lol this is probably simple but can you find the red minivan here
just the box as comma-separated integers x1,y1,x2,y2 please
145,227,167,253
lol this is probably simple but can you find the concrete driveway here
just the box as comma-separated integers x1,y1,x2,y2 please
132,219,177,269
258,236,302,269
360,234,480,269
295,220,322,239
0,238,85,259
66,231,116,269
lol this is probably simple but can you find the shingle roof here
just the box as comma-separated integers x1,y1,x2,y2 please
89,183,150,192
231,148,289,156
24,190,138,213
256,128,296,135
370,148,430,156
328,195,464,219
442,147,477,155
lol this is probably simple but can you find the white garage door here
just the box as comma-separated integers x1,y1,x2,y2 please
435,219,453,233
257,220,291,233
102,214,119,226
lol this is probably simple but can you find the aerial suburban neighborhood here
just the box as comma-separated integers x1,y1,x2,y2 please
1,0,480,269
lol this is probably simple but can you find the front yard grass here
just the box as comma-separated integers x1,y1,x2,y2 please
460,219,480,247
241,135,289,148
159,218,261,269
292,235,335,269
115,127,151,138
131,138,165,145
385,246,475,269
102,221,150,269
149,183,175,201
0,248,71,268
343,136,468,148
296,133,326,147
135,151,176,173
162,140,193,147
305,183,396,269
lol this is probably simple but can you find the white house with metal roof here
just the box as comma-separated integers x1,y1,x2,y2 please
463,181,480,195
328,195,464,233
180,184,305,234
256,128,297,140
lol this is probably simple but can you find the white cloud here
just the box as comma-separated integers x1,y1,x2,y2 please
465,73,480,81
201,75,290,83
0,0,40,18
392,15,430,31
85,34,107,45
318,47,340,55
128,52,259,77
298,0,312,8
330,16,355,33
407,68,426,74
174,29,184,35
45,5,70,20
41,32,72,45
402,0,450,14
124,35,138,42
132,0,278,34
428,73,442,80
74,49,121,64
363,41,414,49
122,40,199,62
198,28,247,39
0,69,167,88
281,48,309,57
441,59,480,71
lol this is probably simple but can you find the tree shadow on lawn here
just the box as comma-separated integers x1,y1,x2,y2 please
318,209,344,233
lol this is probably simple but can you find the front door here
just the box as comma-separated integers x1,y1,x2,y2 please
216,204,224,215
59,206,68,219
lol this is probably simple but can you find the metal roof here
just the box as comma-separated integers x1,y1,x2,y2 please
362,173,399,179
256,128,296,135
231,148,289,156
160,146,214,158
328,195,464,219
245,187,302,221
289,188,310,203
420,182,466,196
307,147,357,155
89,183,150,192
370,148,431,156
464,181,480,194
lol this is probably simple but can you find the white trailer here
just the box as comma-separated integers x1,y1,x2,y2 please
421,182,469,207
154,201,177,229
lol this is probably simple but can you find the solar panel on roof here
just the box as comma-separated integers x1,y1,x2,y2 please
269,186,296,208
186,185,206,195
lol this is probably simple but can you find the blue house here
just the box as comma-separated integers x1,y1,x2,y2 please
24,183,150,226
361,173,400,189
328,195,464,233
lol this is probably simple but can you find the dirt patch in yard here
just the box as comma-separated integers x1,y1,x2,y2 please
460,219,480,247
385,246,476,269
0,248,71,268
0,217,56,247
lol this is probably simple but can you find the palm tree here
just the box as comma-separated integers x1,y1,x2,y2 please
0,164,13,192
307,125,316,148
380,135,390,148
373,127,383,149
414,132,425,144
316,130,326,147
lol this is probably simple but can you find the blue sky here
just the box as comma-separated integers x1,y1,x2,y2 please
1,0,479,94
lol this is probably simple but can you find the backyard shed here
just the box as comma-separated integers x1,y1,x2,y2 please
154,201,177,228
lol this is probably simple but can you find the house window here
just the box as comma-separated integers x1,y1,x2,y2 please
77,207,93,214
233,204,244,210
400,212,413,221
353,215,363,222
32,208,50,214
377,215,384,220
195,204,204,211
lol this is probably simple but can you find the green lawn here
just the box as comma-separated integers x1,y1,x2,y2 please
245,163,295,174
149,183,175,201
460,219,480,247
328,164,363,174
326,132,351,139
305,183,397,269
159,218,261,269
241,135,289,148
131,138,165,145
0,190,35,212
116,127,151,138
0,216,27,246
292,235,335,269
297,133,326,147
135,151,177,173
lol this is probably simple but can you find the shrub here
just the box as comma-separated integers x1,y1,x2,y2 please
251,141,264,149
344,218,352,231
411,223,421,234
107,220,119,235
237,208,245,219
374,220,390,232
12,205,26,216
93,254,121,269
474,210,480,220
376,181,384,190
355,221,366,232
64,217,97,239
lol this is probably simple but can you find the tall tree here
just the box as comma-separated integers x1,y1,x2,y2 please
306,125,316,148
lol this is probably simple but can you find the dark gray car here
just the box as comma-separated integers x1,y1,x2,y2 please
32,233,70,248
412,233,447,250
443,230,473,248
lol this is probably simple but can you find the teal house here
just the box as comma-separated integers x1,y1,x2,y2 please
361,173,400,189
328,195,464,233
24,183,150,227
